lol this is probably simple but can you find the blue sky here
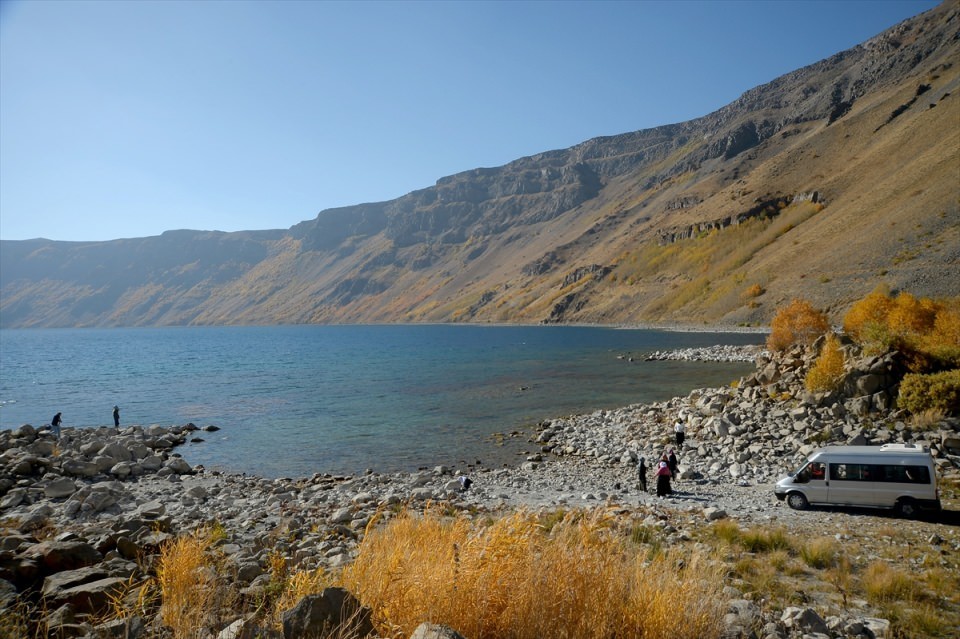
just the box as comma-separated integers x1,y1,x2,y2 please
0,0,939,242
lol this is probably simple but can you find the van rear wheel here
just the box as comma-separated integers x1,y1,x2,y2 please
896,498,918,518
786,492,808,510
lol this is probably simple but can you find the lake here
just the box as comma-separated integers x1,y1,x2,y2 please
0,325,762,477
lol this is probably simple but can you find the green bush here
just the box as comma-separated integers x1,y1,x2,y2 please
898,369,960,414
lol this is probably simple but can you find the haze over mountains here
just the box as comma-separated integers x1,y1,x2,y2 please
2,3,958,329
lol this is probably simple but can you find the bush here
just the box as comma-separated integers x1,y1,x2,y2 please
767,299,830,352
805,333,846,393
898,369,960,415
844,290,960,370
843,289,894,351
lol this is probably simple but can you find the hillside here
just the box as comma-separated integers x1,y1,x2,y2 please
2,2,958,329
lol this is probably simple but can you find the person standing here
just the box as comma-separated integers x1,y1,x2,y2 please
667,448,680,486
655,456,672,497
51,412,62,439
637,456,648,493
674,418,685,447
113,406,120,429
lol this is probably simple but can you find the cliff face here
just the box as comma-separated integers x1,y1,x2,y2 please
2,3,959,329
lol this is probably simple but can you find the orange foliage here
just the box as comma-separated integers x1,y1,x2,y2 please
843,290,893,341
767,298,830,352
842,290,960,370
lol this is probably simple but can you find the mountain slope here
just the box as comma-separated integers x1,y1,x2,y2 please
2,2,958,329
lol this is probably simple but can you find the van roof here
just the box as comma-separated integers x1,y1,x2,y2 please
811,444,930,456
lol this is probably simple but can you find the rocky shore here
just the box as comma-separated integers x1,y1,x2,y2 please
2,343,959,638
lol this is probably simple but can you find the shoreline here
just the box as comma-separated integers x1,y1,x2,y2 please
2,340,959,637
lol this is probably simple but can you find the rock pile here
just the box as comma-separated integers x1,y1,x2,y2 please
1,422,499,637
643,344,767,362
540,340,960,485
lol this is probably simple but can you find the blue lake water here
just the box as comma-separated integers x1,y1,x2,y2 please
0,325,762,477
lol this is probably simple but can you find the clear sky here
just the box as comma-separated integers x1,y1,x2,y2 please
0,0,940,242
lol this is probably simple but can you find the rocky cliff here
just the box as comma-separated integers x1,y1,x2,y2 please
2,2,958,328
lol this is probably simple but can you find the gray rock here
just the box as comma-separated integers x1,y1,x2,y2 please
44,478,78,499
281,588,374,639
411,623,468,639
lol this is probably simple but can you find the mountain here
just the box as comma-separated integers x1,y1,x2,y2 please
2,3,958,329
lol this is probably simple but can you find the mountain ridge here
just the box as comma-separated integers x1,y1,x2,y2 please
2,2,959,329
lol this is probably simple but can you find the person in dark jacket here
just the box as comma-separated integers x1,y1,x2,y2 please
51,412,62,439
637,457,648,492
667,448,679,484
113,406,120,428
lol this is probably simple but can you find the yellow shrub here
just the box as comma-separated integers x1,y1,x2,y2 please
919,302,960,368
767,299,830,352
888,292,937,337
805,334,846,393
844,290,960,369
898,369,960,415
742,283,765,299
843,290,893,344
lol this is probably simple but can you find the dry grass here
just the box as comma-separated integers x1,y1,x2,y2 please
340,508,727,639
798,537,838,570
156,526,225,639
862,561,922,605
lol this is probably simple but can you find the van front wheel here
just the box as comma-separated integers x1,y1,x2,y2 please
787,492,809,510
896,498,918,518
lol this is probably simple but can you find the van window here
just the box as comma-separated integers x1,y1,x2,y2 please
830,463,871,480
830,463,930,484
880,465,930,484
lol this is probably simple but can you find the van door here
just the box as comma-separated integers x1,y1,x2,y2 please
827,462,875,506
796,461,829,505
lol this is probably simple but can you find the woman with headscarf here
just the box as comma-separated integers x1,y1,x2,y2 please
655,454,672,497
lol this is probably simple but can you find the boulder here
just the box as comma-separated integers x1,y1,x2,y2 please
411,623,468,639
24,540,102,574
281,588,374,639
44,478,78,499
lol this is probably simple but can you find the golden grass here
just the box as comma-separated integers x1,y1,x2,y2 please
738,527,791,554
862,561,920,605
340,508,727,639
156,527,222,639
798,537,838,570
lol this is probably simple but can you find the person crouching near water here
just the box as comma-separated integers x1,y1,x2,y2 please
637,456,648,492
655,455,672,497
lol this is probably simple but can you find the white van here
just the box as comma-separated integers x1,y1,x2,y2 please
774,444,940,517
